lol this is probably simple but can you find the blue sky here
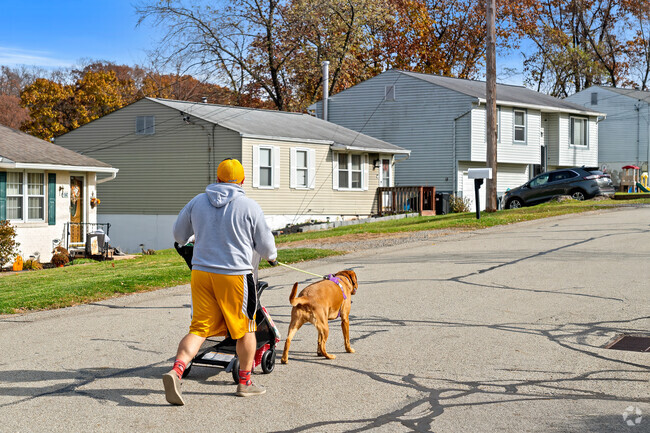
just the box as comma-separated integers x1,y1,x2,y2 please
0,0,156,68
0,0,525,85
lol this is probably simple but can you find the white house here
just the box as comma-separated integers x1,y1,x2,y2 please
0,125,118,264
565,86,650,185
56,98,410,252
310,70,605,210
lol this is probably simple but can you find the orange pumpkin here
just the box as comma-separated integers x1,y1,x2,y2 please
12,255,23,271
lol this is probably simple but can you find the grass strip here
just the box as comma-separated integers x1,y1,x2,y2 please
0,247,341,314
275,199,650,244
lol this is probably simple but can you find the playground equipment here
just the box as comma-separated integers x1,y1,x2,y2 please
620,165,640,192
637,172,649,193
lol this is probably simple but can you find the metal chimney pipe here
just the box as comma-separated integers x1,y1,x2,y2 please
322,61,329,121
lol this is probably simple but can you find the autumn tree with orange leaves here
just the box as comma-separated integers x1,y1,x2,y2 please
14,61,249,140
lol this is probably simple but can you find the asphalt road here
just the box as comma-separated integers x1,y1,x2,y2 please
1,207,649,432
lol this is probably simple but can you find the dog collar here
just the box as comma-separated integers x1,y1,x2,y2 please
326,274,346,300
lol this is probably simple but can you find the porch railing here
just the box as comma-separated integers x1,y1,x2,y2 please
377,186,436,216
65,222,111,259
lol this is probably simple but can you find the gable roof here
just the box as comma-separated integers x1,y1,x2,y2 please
0,124,116,172
398,70,604,116
149,98,410,154
593,86,650,103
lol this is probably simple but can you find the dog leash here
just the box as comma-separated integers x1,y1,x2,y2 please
277,261,324,279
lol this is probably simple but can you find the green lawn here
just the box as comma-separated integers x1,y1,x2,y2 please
2,197,648,315
276,198,650,244
0,247,341,314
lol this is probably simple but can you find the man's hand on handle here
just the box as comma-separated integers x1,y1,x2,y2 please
268,259,279,267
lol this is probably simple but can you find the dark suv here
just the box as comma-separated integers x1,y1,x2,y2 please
502,167,615,209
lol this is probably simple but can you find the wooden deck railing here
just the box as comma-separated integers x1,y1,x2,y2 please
377,186,436,216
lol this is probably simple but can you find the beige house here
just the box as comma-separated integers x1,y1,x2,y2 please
0,125,118,264
56,98,409,252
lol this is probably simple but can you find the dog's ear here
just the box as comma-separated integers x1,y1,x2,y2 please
341,269,358,290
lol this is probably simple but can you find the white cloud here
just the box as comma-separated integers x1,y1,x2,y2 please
0,47,74,68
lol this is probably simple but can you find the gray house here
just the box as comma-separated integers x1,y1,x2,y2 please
0,125,117,264
310,70,604,210
566,86,650,185
56,98,409,252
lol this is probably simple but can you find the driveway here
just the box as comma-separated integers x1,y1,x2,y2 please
1,207,648,432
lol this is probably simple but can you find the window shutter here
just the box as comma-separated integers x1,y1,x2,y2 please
332,152,339,190
252,145,260,188
0,172,6,221
290,148,297,189
273,146,281,188
362,154,368,191
308,149,316,189
48,173,56,225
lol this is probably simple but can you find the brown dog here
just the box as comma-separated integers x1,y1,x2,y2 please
281,270,358,364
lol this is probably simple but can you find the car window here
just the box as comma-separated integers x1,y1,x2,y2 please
549,171,578,182
529,173,550,187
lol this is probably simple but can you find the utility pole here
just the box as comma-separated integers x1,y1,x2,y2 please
485,0,497,211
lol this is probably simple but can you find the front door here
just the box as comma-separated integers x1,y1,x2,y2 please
70,176,84,244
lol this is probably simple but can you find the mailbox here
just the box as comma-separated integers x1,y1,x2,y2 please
467,167,493,220
468,168,492,179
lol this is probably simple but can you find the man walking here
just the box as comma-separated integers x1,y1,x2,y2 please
164,158,278,405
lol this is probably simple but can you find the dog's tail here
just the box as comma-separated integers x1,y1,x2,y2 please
289,282,307,307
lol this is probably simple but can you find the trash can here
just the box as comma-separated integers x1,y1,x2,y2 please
435,192,450,215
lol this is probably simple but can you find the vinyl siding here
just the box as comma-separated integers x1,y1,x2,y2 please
566,87,650,165
56,99,242,214
471,105,540,164
557,114,598,167
242,137,379,216
323,69,476,190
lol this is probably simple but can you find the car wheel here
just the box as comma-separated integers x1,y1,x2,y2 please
507,198,523,209
570,189,587,201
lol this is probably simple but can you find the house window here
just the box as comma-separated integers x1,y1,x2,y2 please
28,173,45,220
591,92,598,105
514,109,526,143
135,116,155,135
6,171,45,221
252,145,280,189
338,154,362,189
290,148,315,189
6,172,23,220
570,117,588,147
259,147,273,187
385,85,396,102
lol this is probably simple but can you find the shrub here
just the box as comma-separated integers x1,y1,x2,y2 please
449,195,471,213
51,245,70,267
0,220,20,267
23,259,43,270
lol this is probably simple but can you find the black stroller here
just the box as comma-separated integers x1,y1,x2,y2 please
174,242,280,383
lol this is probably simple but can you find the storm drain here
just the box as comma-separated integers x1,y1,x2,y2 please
605,335,650,352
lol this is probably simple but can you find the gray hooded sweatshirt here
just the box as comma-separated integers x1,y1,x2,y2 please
173,183,277,275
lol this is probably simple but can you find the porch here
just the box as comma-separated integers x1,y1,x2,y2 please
65,222,112,260
377,186,436,217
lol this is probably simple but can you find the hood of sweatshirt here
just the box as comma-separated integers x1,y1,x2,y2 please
205,183,246,208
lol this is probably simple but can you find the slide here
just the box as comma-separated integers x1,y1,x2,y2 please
636,182,650,193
